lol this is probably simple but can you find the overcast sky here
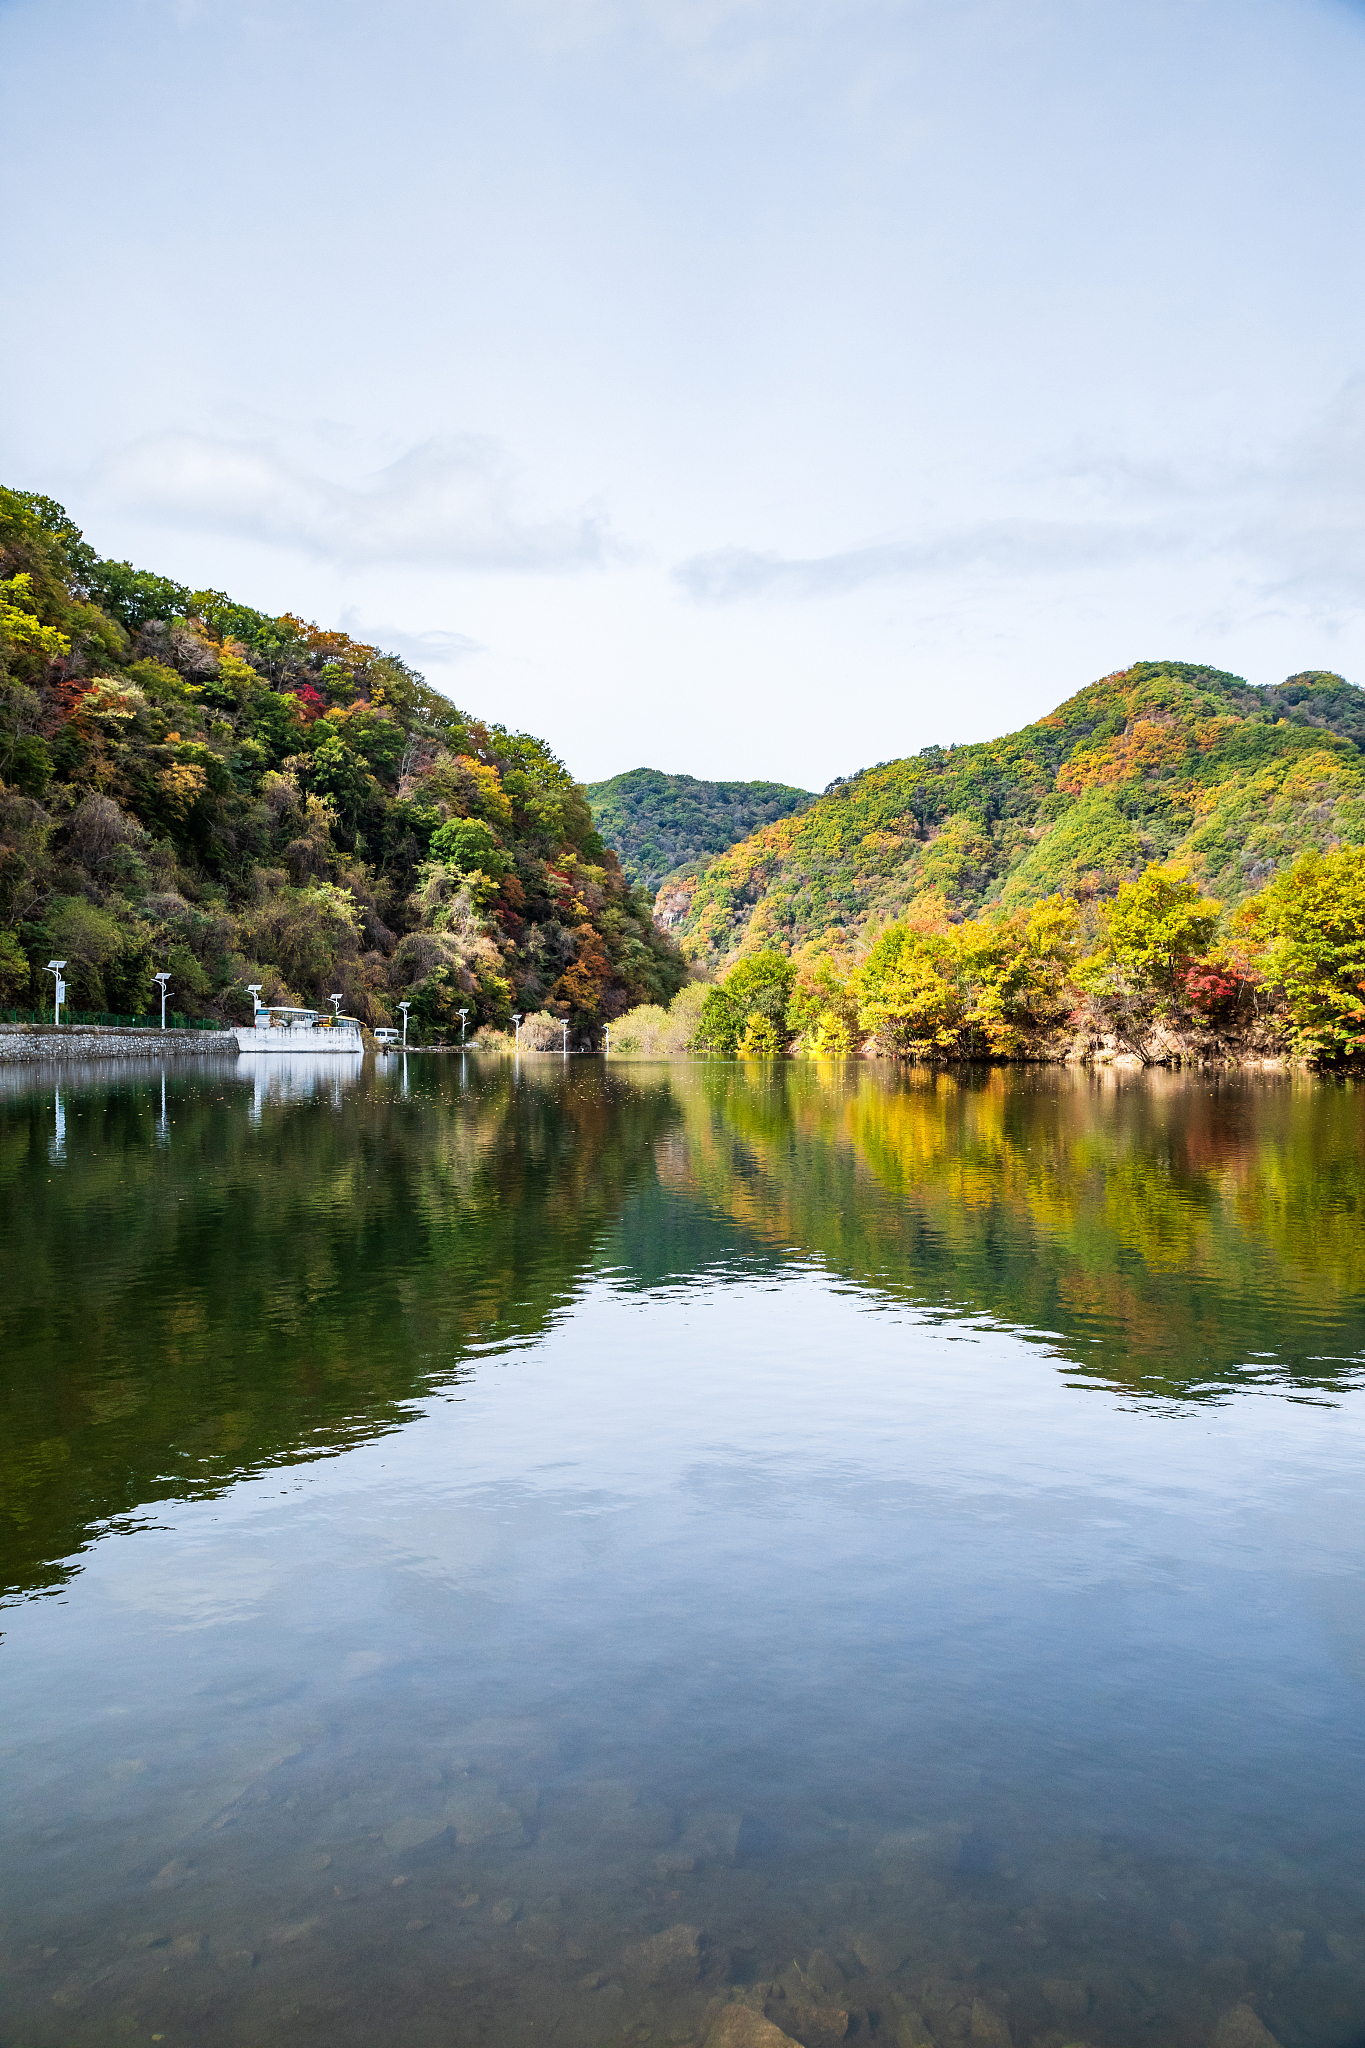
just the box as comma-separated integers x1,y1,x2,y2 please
3,0,1364,788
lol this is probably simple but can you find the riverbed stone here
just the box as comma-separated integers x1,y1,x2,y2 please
782,2003,849,2046
382,1815,450,1853
1211,2006,1282,2048
796,1951,845,1997
852,1931,904,1975
969,1998,1011,2048
446,1779,527,1849
625,1922,704,1985
707,2008,802,2048
897,2014,933,2048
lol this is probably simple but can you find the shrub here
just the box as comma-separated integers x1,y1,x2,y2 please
518,1010,566,1051
609,982,707,1057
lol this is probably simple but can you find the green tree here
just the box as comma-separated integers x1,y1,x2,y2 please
737,1012,783,1057
853,898,1079,1060
1080,864,1227,1064
1075,863,1220,1062
1237,846,1365,1060
429,815,511,881
694,949,796,1056
1100,863,1221,993
0,928,30,1003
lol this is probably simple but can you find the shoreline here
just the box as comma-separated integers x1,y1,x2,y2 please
0,1024,239,1062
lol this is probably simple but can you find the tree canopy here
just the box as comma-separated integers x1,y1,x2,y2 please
0,486,685,1038
665,661,1365,966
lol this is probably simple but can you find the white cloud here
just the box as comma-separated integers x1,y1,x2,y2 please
675,378,1365,620
89,432,616,575
675,520,1179,604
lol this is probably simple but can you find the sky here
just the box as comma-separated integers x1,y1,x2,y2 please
2,0,1364,790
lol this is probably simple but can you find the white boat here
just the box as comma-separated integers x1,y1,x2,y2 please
234,1004,364,1054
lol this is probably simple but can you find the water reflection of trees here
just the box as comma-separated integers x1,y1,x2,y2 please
0,1060,681,1601
5,1057,1363,1605
657,1062,1365,1400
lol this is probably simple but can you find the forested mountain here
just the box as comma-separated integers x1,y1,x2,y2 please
0,489,683,1037
587,767,812,888
667,661,1365,964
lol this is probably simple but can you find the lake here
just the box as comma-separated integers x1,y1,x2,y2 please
2,1054,1364,2048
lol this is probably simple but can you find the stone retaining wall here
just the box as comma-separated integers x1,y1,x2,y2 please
0,1024,238,1062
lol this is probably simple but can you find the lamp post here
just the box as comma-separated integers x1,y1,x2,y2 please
330,993,343,1026
153,970,171,1029
45,960,67,1028
399,999,411,1048
512,1012,523,1051
561,1020,569,1057
458,1007,469,1045
247,984,263,1030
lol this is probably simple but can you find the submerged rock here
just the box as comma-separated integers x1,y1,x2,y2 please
850,1932,894,1975
624,1921,703,1985
446,1778,527,1849
969,1998,1012,2048
897,2015,934,2048
708,2008,803,2048
782,2002,849,2046
795,1951,845,1998
382,1815,450,1853
1211,2007,1282,2048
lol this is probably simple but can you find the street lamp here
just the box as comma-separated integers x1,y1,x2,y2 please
153,970,171,1030
399,999,411,1048
330,992,343,1025
512,1012,523,1050
561,1020,569,1057
458,1007,469,1045
246,984,263,1028
46,960,67,1028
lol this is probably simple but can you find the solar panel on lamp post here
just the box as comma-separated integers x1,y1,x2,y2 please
46,960,67,1028
153,971,171,1030
398,1000,410,1048
458,1008,469,1045
512,1013,522,1051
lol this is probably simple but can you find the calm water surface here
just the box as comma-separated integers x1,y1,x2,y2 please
2,1055,1364,2048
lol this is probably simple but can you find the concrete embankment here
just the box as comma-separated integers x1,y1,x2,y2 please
0,1024,238,1062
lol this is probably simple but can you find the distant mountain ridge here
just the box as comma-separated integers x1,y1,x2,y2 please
661,661,1365,964
586,767,813,889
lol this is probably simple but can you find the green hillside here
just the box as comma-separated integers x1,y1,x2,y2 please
0,488,684,1037
668,661,1365,963
587,767,812,888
